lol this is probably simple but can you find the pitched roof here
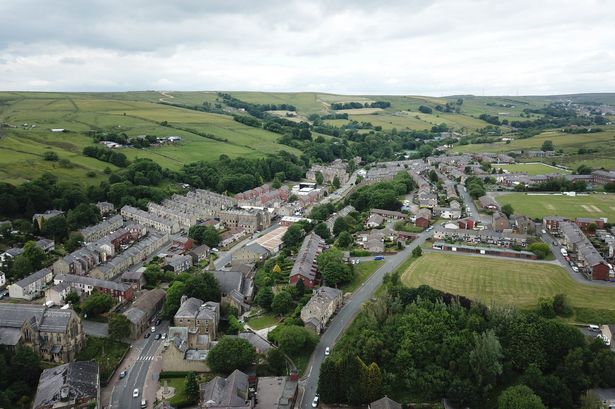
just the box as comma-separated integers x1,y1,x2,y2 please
200,369,251,408
33,361,98,409
370,396,402,409
290,233,324,281
12,268,52,288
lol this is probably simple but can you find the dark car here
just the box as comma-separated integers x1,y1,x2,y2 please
155,319,161,326
155,333,161,340
144,332,151,339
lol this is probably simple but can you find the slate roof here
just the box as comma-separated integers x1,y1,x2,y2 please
370,396,402,409
33,361,98,409
200,369,251,408
55,274,130,292
13,268,52,288
0,304,73,342
175,297,219,321
290,233,324,281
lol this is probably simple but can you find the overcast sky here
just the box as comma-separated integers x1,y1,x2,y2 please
1,0,614,95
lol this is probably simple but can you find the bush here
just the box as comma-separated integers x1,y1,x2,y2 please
42,151,59,161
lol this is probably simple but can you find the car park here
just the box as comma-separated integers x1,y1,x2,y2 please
133,389,139,398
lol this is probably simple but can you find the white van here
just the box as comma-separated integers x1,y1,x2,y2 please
588,324,600,332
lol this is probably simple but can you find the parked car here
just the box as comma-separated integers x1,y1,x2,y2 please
312,395,320,408
133,389,139,398
374,255,384,260
150,326,156,333
155,333,161,340
155,319,161,326
161,333,167,340
144,332,151,339
119,370,127,379
141,399,148,408
572,266,579,273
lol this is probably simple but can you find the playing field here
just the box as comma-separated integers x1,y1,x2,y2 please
495,192,615,220
494,163,570,175
401,253,615,311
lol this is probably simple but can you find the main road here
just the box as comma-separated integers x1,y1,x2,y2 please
299,229,431,408
110,320,169,409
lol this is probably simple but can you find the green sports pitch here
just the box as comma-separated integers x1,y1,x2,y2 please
495,192,615,221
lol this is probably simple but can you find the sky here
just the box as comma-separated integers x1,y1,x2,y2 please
1,0,614,96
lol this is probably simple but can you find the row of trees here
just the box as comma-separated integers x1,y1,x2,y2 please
83,145,129,167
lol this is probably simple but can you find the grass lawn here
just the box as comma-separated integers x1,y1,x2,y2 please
401,253,615,321
247,313,280,330
495,192,615,220
76,336,129,384
494,163,570,175
342,260,385,292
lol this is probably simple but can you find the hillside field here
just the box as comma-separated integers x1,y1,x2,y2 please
0,92,299,184
401,253,615,320
495,192,615,220
493,163,570,175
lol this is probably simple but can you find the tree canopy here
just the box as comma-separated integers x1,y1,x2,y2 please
207,336,256,374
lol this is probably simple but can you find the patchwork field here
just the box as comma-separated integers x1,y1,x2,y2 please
401,253,615,313
495,192,615,220
494,163,570,175
0,92,299,184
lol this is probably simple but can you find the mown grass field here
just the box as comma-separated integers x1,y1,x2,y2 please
0,92,299,184
495,192,615,220
401,253,615,316
494,163,570,175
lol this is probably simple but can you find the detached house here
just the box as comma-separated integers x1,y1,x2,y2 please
300,286,343,334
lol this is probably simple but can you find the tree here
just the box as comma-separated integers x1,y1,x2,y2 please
264,348,287,375
41,215,69,242
268,325,318,356
282,224,304,250
64,290,80,305
319,358,341,403
317,248,352,286
576,164,592,175
605,182,615,193
162,281,187,319
188,225,220,248
362,361,383,403
337,231,353,248
271,290,293,315
332,175,341,189
332,216,349,236
469,330,503,396
42,151,59,161
66,203,101,230
255,287,274,310
552,293,573,317
528,242,550,259
501,204,514,217
314,222,331,240
498,385,545,409
80,292,114,316
108,313,131,341
207,336,256,373
22,241,45,270
12,346,41,385
412,246,422,257
184,272,220,302
185,372,199,402
315,171,324,186
429,169,438,183
541,140,554,151
64,232,84,253
419,105,433,114
9,255,33,279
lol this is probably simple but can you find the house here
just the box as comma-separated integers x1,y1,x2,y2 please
219,208,272,233
512,215,535,235
238,331,272,354
300,286,343,334
478,195,500,211
51,274,134,303
32,361,99,409
592,169,615,185
0,303,85,362
289,233,325,288
95,201,114,215
543,216,568,233
36,238,56,253
365,213,385,229
8,268,54,300
415,208,432,229
79,215,123,242
174,296,220,345
121,267,146,290
437,207,462,220
190,244,211,264
232,243,271,264
33,210,65,229
211,270,253,313
369,396,402,409
199,369,253,409
220,228,247,247
123,289,166,339
1,247,23,264
492,211,511,232
371,209,406,220
172,236,194,253
254,375,298,409
457,218,475,230
576,217,606,232
417,193,438,209
161,326,210,373
164,254,193,273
